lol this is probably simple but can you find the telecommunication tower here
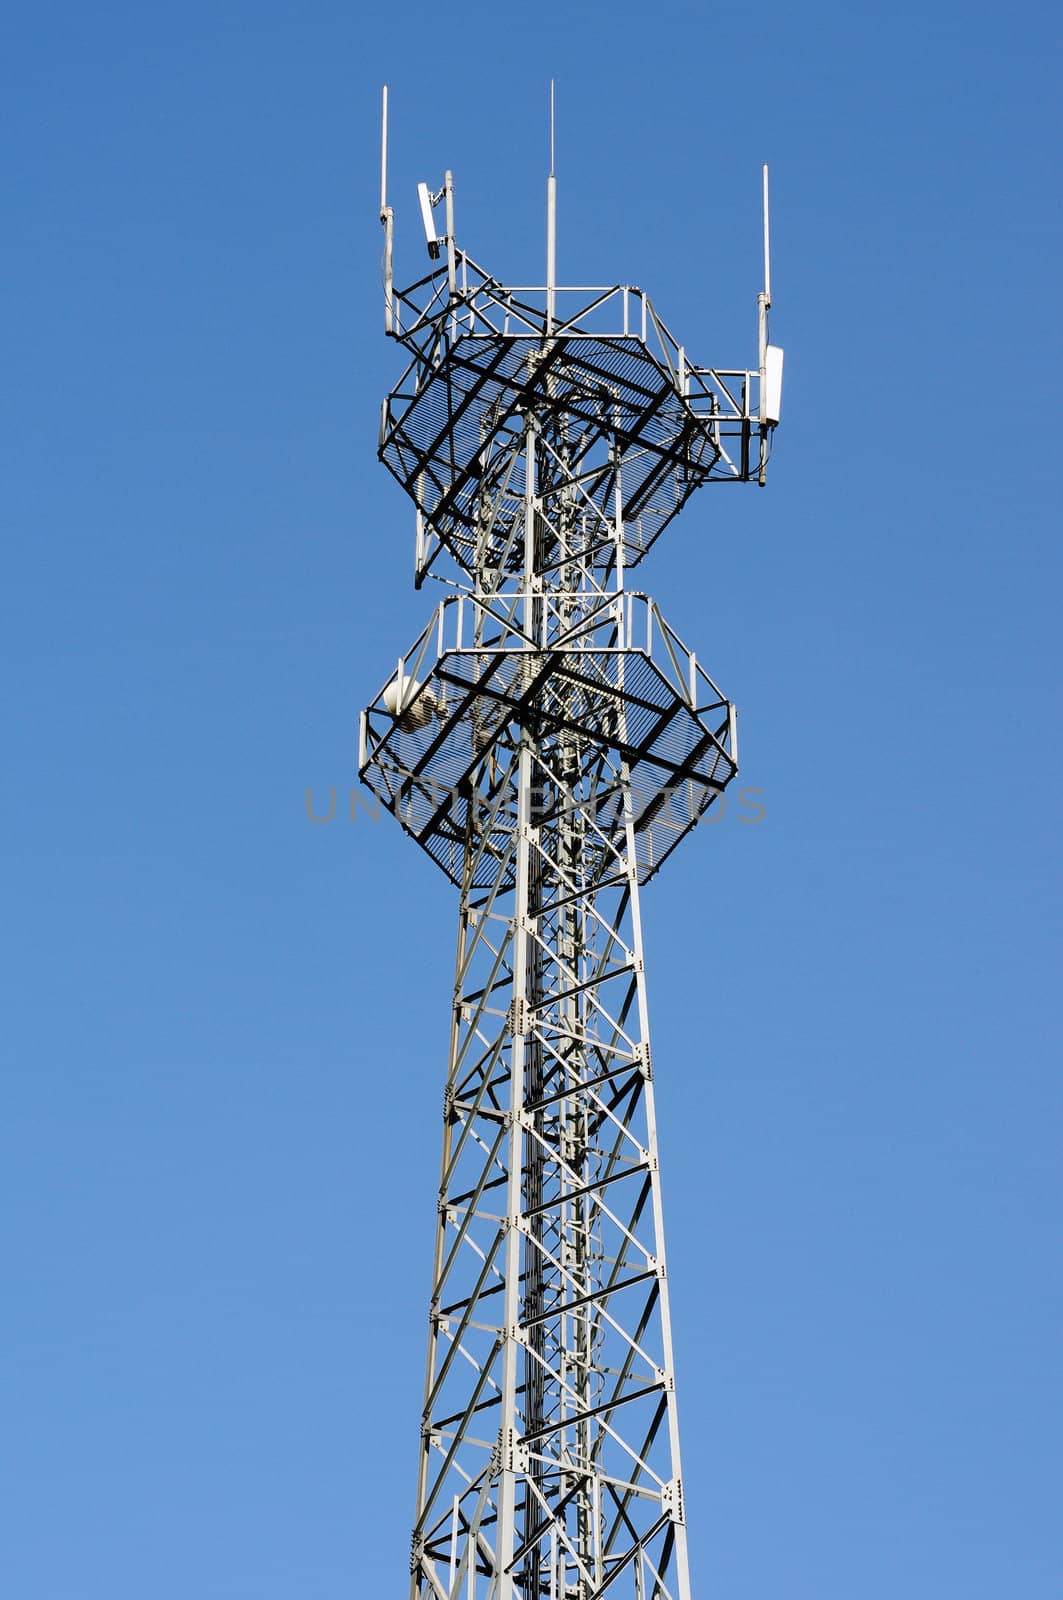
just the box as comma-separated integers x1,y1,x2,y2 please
360,85,782,1600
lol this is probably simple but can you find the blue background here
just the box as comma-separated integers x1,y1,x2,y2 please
2,2,1059,1595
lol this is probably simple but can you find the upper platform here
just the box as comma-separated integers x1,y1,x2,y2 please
380,256,773,584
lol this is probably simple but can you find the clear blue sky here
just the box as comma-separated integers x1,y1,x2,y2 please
2,3,1059,1596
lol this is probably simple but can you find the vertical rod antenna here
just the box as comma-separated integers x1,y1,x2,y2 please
380,83,389,216
546,80,557,333
380,84,394,334
550,78,556,178
757,163,770,472
762,161,771,306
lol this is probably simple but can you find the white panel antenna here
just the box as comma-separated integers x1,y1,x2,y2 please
417,181,441,259
764,343,784,424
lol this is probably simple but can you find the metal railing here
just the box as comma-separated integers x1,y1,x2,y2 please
367,590,733,727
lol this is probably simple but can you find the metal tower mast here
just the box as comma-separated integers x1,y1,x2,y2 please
361,88,782,1600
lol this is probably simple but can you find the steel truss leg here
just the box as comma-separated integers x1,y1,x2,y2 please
409,730,692,1600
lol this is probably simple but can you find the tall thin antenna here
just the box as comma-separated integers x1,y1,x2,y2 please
550,78,556,178
762,162,771,305
380,85,394,334
546,80,557,332
380,83,389,217
757,163,780,478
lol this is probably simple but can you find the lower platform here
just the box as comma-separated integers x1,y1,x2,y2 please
360,592,737,889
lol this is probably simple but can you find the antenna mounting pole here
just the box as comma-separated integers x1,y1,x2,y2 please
444,169,457,300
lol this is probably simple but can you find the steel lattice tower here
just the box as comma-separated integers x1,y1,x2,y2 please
360,88,782,1600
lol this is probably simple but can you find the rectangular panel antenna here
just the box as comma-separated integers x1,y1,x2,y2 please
417,182,440,258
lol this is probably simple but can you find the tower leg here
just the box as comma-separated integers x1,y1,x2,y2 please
409,730,692,1599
